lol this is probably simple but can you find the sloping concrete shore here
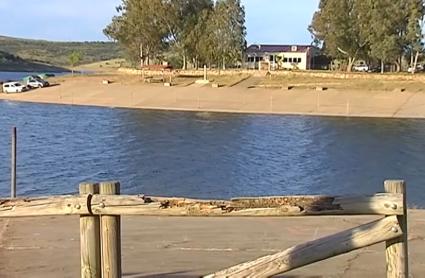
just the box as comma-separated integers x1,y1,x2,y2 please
0,211,424,277
2,75,425,118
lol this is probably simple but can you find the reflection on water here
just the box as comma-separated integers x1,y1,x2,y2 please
0,100,424,207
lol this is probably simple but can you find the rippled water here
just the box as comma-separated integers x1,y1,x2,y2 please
0,101,424,207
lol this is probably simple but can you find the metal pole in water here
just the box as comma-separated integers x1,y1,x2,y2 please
11,127,17,198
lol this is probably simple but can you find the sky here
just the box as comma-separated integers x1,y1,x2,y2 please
0,0,319,44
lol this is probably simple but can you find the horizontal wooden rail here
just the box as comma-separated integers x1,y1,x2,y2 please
0,193,402,218
91,193,403,216
0,195,89,217
204,215,403,278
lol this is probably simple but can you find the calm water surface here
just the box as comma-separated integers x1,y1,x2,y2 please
0,101,424,207
0,71,68,82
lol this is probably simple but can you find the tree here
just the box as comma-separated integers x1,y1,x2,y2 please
184,9,213,68
68,51,82,76
405,0,425,73
310,0,425,73
367,0,401,73
154,0,213,69
309,0,369,72
205,0,246,70
104,0,166,66
104,0,246,70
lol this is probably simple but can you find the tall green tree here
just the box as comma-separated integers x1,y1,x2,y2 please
309,0,369,72
405,0,425,73
104,0,246,69
206,0,246,70
104,0,166,66
68,51,82,76
152,0,213,69
367,0,401,73
184,9,213,68
310,0,425,72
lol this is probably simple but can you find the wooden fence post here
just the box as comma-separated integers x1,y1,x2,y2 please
79,183,101,278
11,127,17,198
384,180,408,278
100,182,122,278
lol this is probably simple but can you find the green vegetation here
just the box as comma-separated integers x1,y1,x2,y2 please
309,0,425,72
104,0,246,69
0,35,123,68
68,51,83,75
0,50,68,72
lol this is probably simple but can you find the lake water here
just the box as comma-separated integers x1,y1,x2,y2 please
0,101,424,207
0,71,68,82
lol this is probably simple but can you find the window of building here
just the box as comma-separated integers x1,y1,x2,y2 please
297,58,302,63
269,55,274,62
288,58,293,63
255,57,260,62
247,57,254,62
283,58,288,63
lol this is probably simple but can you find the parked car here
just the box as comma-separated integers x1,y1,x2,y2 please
38,73,55,79
368,65,381,73
26,76,49,88
353,64,369,72
2,82,28,93
407,64,424,73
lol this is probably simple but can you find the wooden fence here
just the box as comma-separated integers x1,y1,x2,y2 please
0,180,408,278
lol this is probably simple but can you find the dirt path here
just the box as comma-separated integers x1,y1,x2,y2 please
231,75,262,88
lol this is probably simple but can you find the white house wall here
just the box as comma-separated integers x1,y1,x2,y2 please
276,52,308,70
246,52,310,70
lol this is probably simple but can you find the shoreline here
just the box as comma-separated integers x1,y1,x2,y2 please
1,74,425,119
4,98,425,120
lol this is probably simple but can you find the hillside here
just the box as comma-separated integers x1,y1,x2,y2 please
0,50,69,72
0,35,123,69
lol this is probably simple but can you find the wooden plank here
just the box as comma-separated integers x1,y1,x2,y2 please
100,182,121,278
0,193,403,218
0,196,89,217
385,180,408,278
90,193,403,216
204,216,403,278
80,183,101,278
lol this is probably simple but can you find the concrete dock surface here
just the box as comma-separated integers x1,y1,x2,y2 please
1,210,424,277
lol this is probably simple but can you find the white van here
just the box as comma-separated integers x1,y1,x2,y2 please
2,82,28,93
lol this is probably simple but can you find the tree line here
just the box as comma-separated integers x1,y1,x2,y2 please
309,0,425,72
104,0,246,69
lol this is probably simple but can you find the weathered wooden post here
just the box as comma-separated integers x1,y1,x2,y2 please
11,127,17,198
79,183,101,278
100,181,122,278
384,180,408,278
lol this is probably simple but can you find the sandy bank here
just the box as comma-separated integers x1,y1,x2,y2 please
1,75,425,118
0,210,424,277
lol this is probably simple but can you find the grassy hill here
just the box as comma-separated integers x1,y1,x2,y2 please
0,35,123,70
0,50,70,72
